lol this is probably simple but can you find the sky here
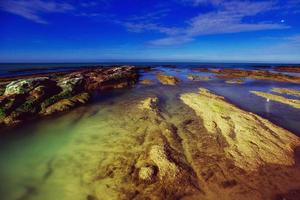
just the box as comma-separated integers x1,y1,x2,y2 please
0,0,300,63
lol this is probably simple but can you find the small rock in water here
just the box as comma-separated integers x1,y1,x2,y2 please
140,79,153,85
156,74,179,85
187,75,210,81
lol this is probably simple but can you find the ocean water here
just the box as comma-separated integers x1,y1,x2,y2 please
0,62,299,77
0,64,299,199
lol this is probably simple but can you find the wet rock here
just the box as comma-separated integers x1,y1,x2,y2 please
149,145,179,180
272,88,300,97
156,74,179,85
225,79,244,84
251,91,300,109
41,93,90,115
57,75,84,93
4,77,52,95
205,68,300,83
274,66,300,73
180,88,300,170
139,97,159,112
140,79,153,85
139,166,155,181
0,66,138,127
84,66,138,91
188,75,210,81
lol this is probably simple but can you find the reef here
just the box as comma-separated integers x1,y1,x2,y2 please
274,66,300,73
251,91,300,109
199,68,300,83
0,66,138,127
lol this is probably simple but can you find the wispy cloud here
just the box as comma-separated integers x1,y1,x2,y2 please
124,1,290,46
0,0,74,24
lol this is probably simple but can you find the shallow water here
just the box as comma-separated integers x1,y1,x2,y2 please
0,66,299,199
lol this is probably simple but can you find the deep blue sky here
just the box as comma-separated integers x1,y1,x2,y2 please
0,0,300,63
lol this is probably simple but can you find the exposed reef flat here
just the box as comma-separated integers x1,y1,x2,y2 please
272,87,300,97
180,88,299,170
197,68,300,83
81,89,300,200
251,91,300,109
0,66,138,127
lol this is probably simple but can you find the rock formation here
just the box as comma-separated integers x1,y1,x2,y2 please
251,91,300,109
180,88,300,170
0,66,138,127
272,87,300,97
188,75,210,81
156,74,179,85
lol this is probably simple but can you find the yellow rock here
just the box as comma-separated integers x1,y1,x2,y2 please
156,74,179,85
180,88,300,171
251,90,300,109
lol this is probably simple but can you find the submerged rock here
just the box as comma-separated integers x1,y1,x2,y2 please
225,79,244,84
251,91,300,109
156,74,179,85
187,75,210,81
139,97,159,112
140,79,153,85
149,145,179,180
139,166,155,181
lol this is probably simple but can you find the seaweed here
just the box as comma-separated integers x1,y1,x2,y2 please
41,90,74,109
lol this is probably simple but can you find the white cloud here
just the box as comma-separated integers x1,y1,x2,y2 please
0,0,74,24
136,1,289,45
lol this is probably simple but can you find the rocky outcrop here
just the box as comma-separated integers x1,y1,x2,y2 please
156,74,179,85
274,66,300,73
251,91,300,109
202,68,300,83
272,87,300,97
180,88,300,170
4,77,55,95
0,66,138,127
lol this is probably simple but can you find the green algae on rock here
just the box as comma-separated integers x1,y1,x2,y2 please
0,66,138,127
251,91,300,109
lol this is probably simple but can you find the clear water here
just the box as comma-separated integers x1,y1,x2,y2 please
0,66,299,200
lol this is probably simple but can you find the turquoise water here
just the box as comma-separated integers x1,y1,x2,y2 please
0,66,299,199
